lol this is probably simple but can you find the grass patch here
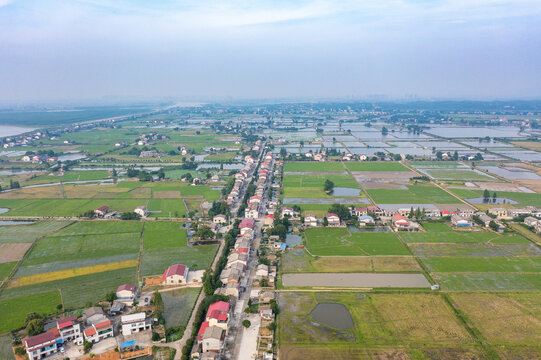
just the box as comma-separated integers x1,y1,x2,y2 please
0,262,16,283
422,257,541,273
162,287,201,327
436,273,541,290
141,245,218,276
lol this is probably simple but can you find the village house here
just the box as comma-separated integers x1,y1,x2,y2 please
488,208,507,218
256,264,269,279
213,214,228,224
238,218,254,235
24,332,58,360
260,309,274,320
451,214,471,227
134,206,148,218
507,208,533,218
82,307,106,325
245,207,259,219
206,301,230,329
524,216,539,227
327,213,340,226
56,315,83,344
476,212,493,227
163,264,189,285
264,214,274,227
121,312,152,336
201,326,225,353
281,206,297,218
227,252,248,268
94,206,109,217
116,284,137,303
83,319,113,343
358,215,374,226
304,214,318,227
392,214,409,229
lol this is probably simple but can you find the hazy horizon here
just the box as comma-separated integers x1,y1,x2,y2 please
2,0,541,102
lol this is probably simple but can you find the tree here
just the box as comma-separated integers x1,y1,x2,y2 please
280,148,287,158
9,179,20,189
112,168,117,177
409,207,414,218
323,179,334,193
453,151,459,160
381,127,388,135
270,299,280,315
26,319,44,336
328,204,351,221
83,340,93,354
196,225,214,239
121,212,141,220
489,220,499,231
492,192,497,202
242,320,251,328
203,270,215,295
154,291,164,318
322,216,328,227
25,312,42,326
105,291,116,303
260,278,269,287
483,189,490,201
436,151,442,160
157,168,165,179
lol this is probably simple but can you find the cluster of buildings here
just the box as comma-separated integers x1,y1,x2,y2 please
93,205,148,218
21,153,57,163
489,206,540,219
226,156,255,205
524,216,541,233
23,282,153,360
245,152,273,219
193,301,230,359
136,133,168,146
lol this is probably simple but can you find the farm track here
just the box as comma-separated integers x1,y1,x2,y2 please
136,223,145,283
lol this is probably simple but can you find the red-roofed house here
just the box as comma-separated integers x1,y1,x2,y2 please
94,206,109,217
197,321,210,341
327,213,340,226
24,332,58,360
116,284,137,302
238,218,254,234
163,264,189,285
264,214,274,227
206,301,229,330
56,315,82,344
393,214,409,228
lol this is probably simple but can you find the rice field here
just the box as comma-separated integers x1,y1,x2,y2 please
0,291,61,334
305,227,409,256
143,222,187,250
345,162,409,172
366,185,461,204
284,162,345,172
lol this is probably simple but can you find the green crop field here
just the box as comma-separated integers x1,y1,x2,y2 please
436,273,541,290
140,245,218,277
143,222,187,249
423,257,541,273
0,221,72,243
22,231,140,266
61,170,111,182
0,262,16,283
284,174,358,188
58,221,143,236
162,287,201,327
367,185,460,204
284,162,345,172
421,169,495,181
0,267,137,310
410,242,540,257
0,291,61,334
305,227,409,256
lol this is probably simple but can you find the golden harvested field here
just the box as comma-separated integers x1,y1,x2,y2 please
373,294,473,344
279,345,411,360
129,187,152,198
450,293,541,345
311,257,372,272
64,184,130,198
372,256,422,272
153,191,181,199
510,141,541,152
8,259,138,288
516,179,541,193
0,185,63,199
497,347,541,359
0,243,32,263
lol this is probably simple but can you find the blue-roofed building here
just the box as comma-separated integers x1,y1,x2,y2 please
358,215,374,225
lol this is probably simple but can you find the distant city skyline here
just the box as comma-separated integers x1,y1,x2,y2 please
1,0,541,102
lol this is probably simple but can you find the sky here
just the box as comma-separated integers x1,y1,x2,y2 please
1,0,541,103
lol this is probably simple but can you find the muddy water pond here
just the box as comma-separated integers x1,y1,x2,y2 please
285,234,302,247
0,220,35,225
283,198,370,205
331,187,361,196
0,208,9,214
282,273,430,288
310,303,353,330
466,197,518,205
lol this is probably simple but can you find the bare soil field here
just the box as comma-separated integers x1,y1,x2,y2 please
0,243,32,263
515,179,541,193
0,186,63,199
470,182,527,192
153,190,181,198
372,256,422,272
